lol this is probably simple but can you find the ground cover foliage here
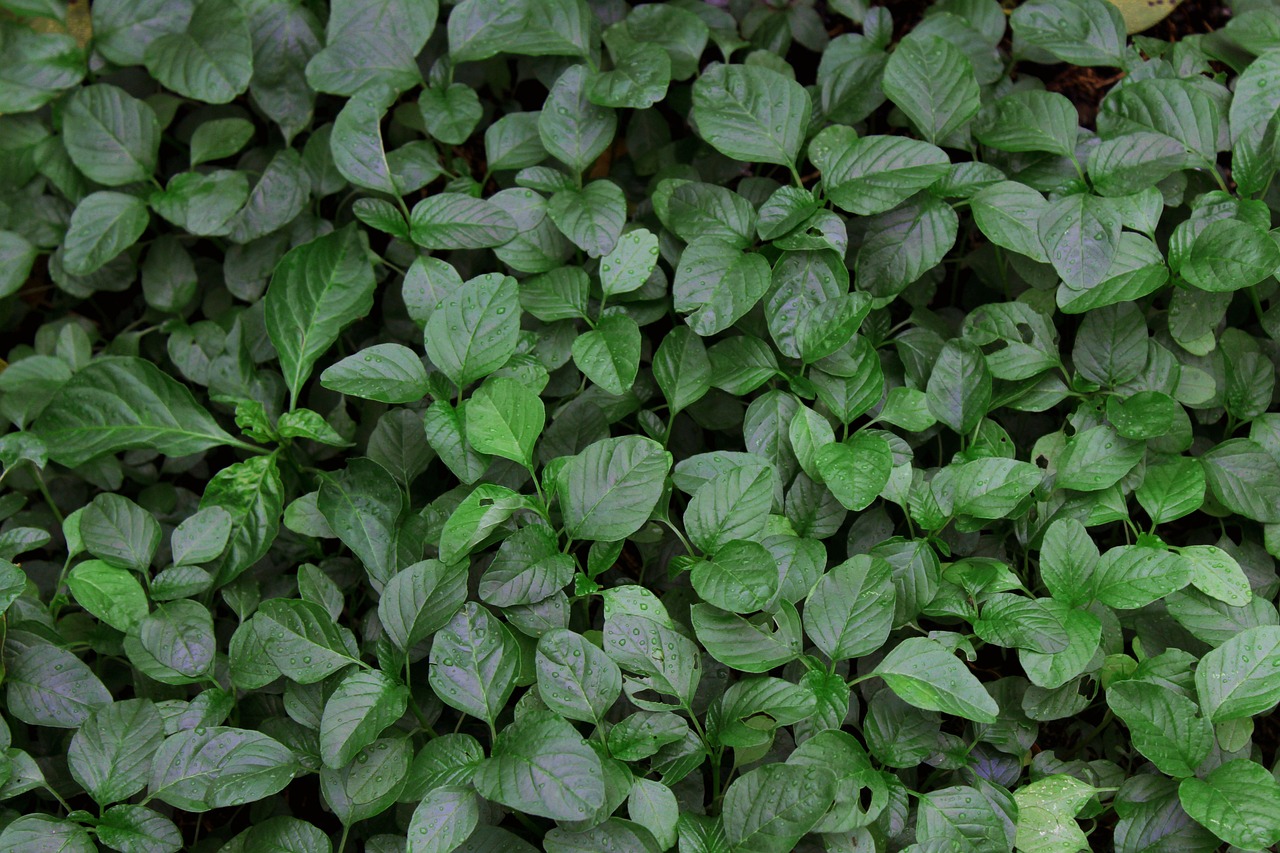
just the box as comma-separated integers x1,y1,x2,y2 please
6,0,1280,850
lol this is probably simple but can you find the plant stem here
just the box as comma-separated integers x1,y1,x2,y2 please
33,465,64,527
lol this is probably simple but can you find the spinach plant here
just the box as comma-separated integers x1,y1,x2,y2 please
2,0,1280,850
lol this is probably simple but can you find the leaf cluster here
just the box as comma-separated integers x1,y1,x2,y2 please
4,0,1280,851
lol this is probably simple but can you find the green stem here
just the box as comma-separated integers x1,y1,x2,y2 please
1067,709,1114,760
1068,154,1087,185
43,783,74,815
663,520,696,558
1206,161,1231,194
230,439,273,456
33,465,64,527
1248,286,1267,327
337,824,350,853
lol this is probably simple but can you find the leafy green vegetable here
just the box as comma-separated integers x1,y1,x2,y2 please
4,2,1280,850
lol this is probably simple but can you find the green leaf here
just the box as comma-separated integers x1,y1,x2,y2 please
572,313,641,396
320,668,409,769
90,0,189,67
588,38,671,109
67,559,148,632
97,805,183,853
319,735,410,824
137,600,216,678
320,344,429,404
684,464,774,555
935,457,1043,519
546,820,662,853
599,227,659,297
974,90,1079,156
239,817,330,853
200,455,284,586
424,274,520,388
918,785,1008,850
150,170,251,237
330,83,398,195
548,180,626,258
1013,775,1097,853
318,458,403,589
1180,218,1280,292
1105,390,1178,440
1201,439,1280,523
378,560,467,652
171,506,232,566
971,181,1050,263
31,357,237,467
855,194,958,299
1106,680,1211,778
536,628,622,725
803,555,895,661
4,639,111,728
408,786,481,853
1055,424,1144,492
61,84,159,186
539,65,617,174
973,594,1069,653
464,377,544,468
815,435,892,512
873,637,999,722
306,0,436,95
1040,519,1099,607
1010,0,1126,66
689,540,779,613
1039,193,1122,291
0,816,94,853
1135,455,1205,525
429,602,517,726
1098,78,1219,165
0,231,37,299
264,225,376,405
1181,544,1251,606
473,711,604,821
1196,625,1280,722
448,0,591,63
424,400,490,485
882,33,980,145
1020,607,1102,690
410,194,518,250
673,237,772,337
653,327,711,417
926,339,991,435
189,117,254,166
1178,760,1280,851
144,0,253,104
0,22,82,114
419,83,482,145
558,436,671,542
254,598,360,683
1093,545,1190,609
68,699,164,804
629,780,679,851
63,191,149,276
79,492,160,572
720,764,836,853
691,63,810,167
147,726,297,812
821,135,950,215
796,293,872,363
